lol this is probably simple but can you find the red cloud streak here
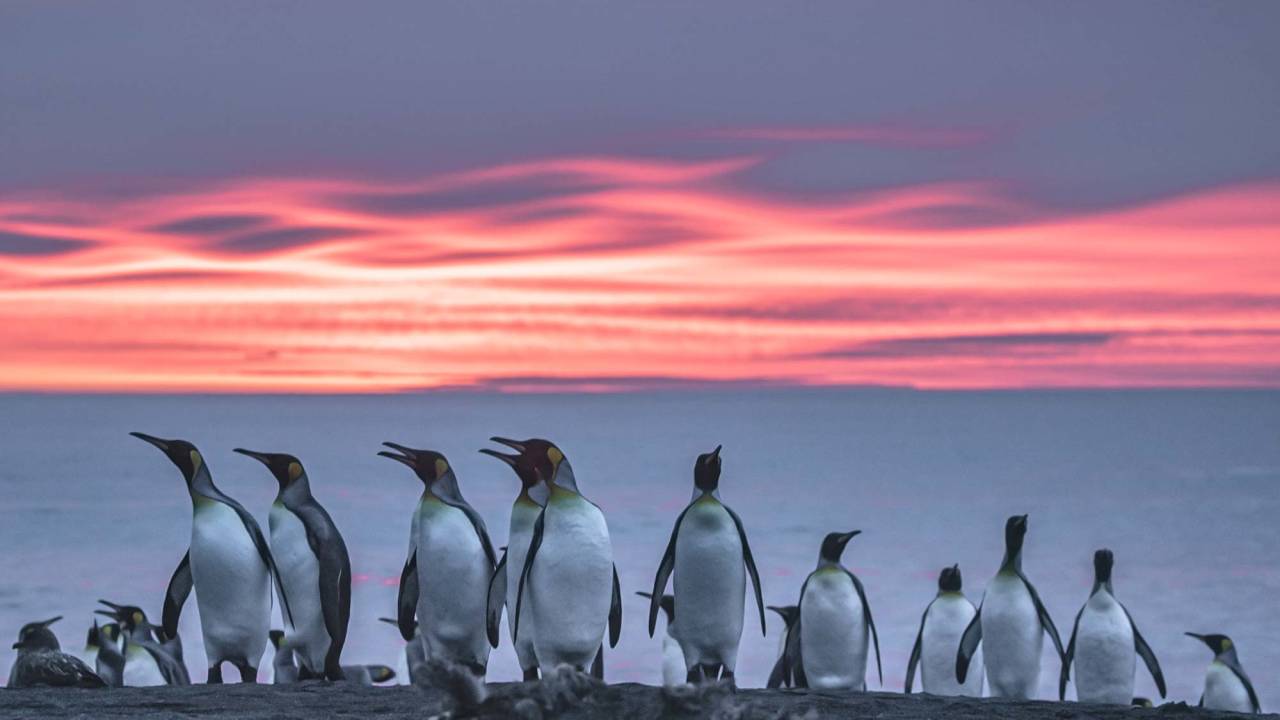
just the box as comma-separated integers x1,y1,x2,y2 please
1,156,1277,392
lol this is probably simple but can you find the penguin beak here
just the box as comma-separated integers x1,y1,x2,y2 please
378,443,416,468
478,448,518,467
490,437,526,452
710,444,722,460
11,641,20,649
1185,632,1206,642
38,616,62,627
232,448,271,465
377,617,397,627
634,591,653,600
129,432,169,452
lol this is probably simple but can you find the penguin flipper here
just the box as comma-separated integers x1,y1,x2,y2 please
514,508,545,643
1120,604,1165,699
726,505,767,637
591,643,604,679
486,549,508,648
784,577,811,689
222,498,296,627
1016,570,1064,660
162,550,192,640
956,606,982,684
766,651,787,689
438,496,499,569
904,601,931,693
397,549,419,642
846,570,882,686
1222,655,1260,713
142,641,190,686
648,505,689,637
298,501,351,680
1060,606,1084,700
609,564,622,648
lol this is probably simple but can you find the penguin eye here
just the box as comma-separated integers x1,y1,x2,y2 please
433,458,449,478
189,450,202,469
287,462,302,481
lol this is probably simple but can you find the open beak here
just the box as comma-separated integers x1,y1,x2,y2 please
377,447,415,468
479,448,518,467
232,448,271,465
489,437,526,452
129,432,169,451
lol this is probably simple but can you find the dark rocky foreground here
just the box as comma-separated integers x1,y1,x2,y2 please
0,681,1271,720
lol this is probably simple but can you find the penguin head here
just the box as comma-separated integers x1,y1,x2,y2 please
693,445,722,492
94,600,149,634
635,591,676,623
1132,698,1153,708
1003,514,1028,557
766,604,799,627
1186,632,1235,656
938,564,962,593
232,448,307,492
819,530,861,564
488,437,578,493
481,438,545,501
378,443,453,486
1093,548,1115,585
268,629,287,650
130,432,205,484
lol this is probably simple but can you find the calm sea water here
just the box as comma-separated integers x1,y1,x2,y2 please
1,390,1276,706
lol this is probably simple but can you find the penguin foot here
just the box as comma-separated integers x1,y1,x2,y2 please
522,668,539,682
234,661,258,683
207,665,223,684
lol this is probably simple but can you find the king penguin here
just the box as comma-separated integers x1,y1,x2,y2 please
268,630,395,685
1060,549,1165,704
235,449,351,681
1187,633,1260,713
81,621,120,669
956,514,1064,699
481,438,550,681
379,443,496,676
648,445,765,684
90,621,125,688
905,565,983,696
95,600,190,686
773,531,882,691
130,432,292,683
636,591,685,687
511,439,622,675
764,605,799,688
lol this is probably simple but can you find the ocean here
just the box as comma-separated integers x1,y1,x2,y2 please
1,390,1276,707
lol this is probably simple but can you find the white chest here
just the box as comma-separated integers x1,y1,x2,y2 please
1073,591,1134,703
922,595,982,696
123,645,166,687
799,569,868,690
269,503,328,669
980,573,1043,698
1203,662,1253,713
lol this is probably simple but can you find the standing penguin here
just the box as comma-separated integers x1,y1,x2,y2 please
648,446,765,684
1059,549,1165,704
379,443,496,676
905,565,983,696
956,514,1064,699
8,617,105,689
481,438,550,681
1186,633,1260,714
95,601,190,686
763,605,799,688
130,432,292,683
636,592,686,687
234,449,351,681
90,622,125,688
773,531,882,691
511,439,622,675
81,621,120,669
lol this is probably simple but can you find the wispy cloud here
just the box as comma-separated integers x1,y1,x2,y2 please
0,153,1277,392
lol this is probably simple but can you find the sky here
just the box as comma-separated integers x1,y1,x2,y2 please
2,1,1278,392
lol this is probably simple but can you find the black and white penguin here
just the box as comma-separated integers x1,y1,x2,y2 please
379,443,496,676
648,445,765,684
764,605,799,688
511,439,622,676
773,531,882,691
905,565,983,696
89,621,125,688
94,600,190,686
268,630,395,685
636,591,685,687
957,514,1064,699
234,448,351,681
378,616,427,685
131,432,292,683
1059,549,1165,704
481,438,549,681
1186,633,1260,713
8,617,105,689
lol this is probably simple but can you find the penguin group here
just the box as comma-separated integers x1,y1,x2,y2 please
2,435,1265,715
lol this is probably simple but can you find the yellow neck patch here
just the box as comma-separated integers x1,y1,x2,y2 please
189,450,203,472
434,458,449,478
288,462,302,481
